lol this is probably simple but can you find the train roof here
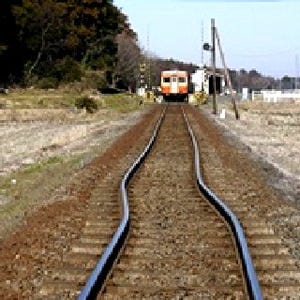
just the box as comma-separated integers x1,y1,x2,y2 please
161,70,188,76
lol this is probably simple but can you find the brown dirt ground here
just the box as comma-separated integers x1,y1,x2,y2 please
0,105,161,299
1,100,300,298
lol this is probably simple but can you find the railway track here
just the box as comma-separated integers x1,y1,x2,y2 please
36,103,300,299
80,104,260,299
34,107,162,299
186,105,300,298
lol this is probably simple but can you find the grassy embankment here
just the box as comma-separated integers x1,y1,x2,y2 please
0,88,146,239
0,87,144,111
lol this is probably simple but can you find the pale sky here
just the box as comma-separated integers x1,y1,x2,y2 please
114,0,300,78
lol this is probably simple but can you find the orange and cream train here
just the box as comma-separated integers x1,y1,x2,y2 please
160,70,189,101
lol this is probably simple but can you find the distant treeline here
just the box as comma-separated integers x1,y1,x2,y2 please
229,69,299,92
0,0,141,89
0,1,296,91
0,0,197,91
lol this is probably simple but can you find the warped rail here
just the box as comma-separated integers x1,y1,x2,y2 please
78,104,262,299
78,108,166,299
183,108,262,299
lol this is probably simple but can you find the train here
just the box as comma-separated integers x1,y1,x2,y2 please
160,70,189,102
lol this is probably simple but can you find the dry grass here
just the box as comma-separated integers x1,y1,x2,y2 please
237,100,300,115
0,93,149,240
0,88,79,109
0,87,144,112
0,154,85,240
208,99,300,204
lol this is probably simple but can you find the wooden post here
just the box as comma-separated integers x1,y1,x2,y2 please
215,28,240,120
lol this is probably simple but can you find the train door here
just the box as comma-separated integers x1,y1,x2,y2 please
170,76,178,94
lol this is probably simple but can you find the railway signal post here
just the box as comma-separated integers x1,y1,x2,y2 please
137,63,146,97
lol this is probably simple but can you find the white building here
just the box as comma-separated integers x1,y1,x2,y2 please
191,67,224,95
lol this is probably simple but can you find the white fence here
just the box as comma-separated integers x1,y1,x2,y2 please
252,90,300,102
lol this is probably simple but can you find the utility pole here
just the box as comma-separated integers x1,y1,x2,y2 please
296,54,299,90
215,28,240,120
211,19,217,115
147,26,151,91
201,21,204,66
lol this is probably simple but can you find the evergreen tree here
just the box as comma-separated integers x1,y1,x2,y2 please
0,0,23,84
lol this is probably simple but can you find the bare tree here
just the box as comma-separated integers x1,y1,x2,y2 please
115,31,141,91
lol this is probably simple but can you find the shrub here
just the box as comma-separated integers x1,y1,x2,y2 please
74,96,98,113
53,56,83,83
81,70,106,90
36,77,59,89
36,57,83,87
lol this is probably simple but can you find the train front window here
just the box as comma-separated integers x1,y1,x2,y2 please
179,77,186,83
163,77,170,83
172,77,177,82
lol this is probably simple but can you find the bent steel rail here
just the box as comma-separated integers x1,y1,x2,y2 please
182,108,263,300
78,107,166,300
79,104,262,299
